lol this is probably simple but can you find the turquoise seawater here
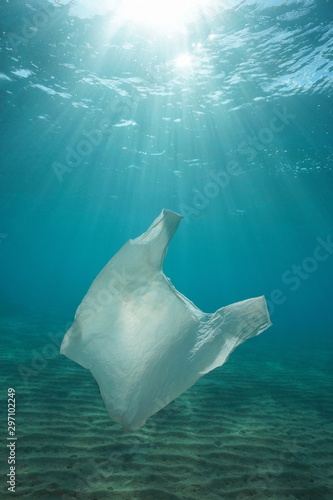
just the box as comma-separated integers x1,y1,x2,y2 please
0,0,332,498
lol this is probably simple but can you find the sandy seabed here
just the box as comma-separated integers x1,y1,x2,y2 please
0,316,332,500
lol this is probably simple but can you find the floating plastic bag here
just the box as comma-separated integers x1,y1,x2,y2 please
61,209,272,430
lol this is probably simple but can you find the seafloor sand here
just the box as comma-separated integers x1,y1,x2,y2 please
1,315,332,500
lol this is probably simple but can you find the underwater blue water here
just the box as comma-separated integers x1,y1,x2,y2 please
0,0,332,499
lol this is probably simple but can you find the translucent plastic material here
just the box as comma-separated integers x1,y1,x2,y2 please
61,209,272,430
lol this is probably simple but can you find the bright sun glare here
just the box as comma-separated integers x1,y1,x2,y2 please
119,0,215,32
175,53,193,68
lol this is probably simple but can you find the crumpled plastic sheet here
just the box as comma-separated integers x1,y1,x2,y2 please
61,209,272,430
